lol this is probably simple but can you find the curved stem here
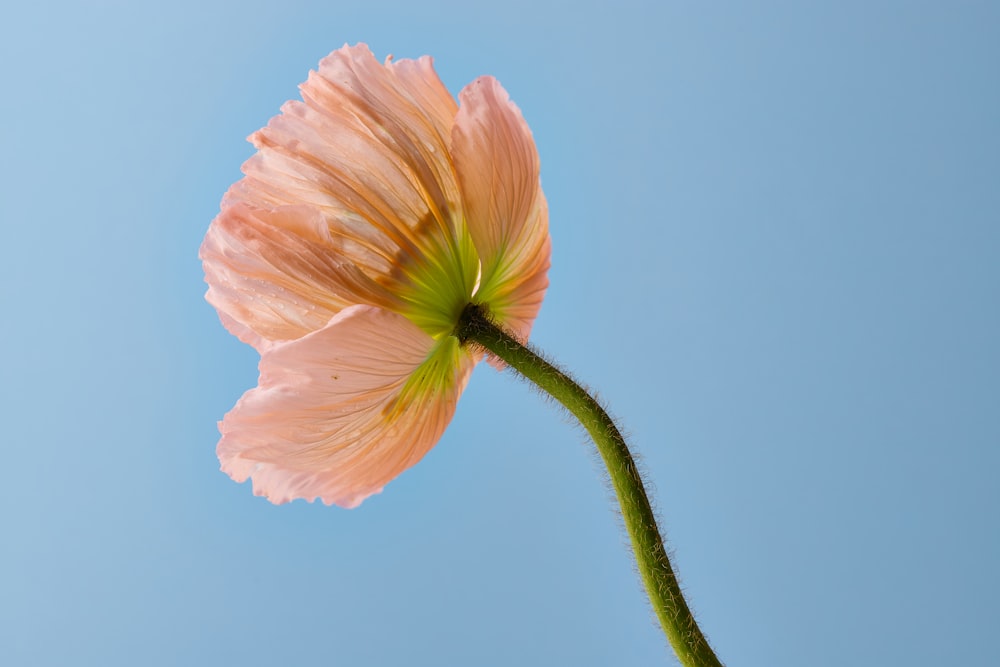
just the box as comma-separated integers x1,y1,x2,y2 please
456,304,723,667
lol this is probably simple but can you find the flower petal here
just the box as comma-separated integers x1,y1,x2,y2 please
451,76,551,340
200,202,401,349
217,304,475,507
226,44,476,299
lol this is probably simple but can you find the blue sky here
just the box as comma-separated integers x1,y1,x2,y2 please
3,2,998,665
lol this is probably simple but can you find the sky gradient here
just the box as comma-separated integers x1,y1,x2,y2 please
3,2,998,665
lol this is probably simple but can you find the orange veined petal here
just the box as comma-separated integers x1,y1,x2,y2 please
200,202,403,350
451,76,551,342
225,44,479,334
218,305,476,507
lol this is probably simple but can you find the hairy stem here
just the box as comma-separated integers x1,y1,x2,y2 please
455,304,723,667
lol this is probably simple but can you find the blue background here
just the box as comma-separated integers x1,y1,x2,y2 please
3,2,998,665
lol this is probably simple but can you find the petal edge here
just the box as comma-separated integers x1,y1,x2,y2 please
218,305,475,506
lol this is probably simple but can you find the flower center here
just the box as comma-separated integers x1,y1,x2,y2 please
394,222,481,339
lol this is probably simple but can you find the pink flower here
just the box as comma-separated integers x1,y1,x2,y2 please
200,44,550,507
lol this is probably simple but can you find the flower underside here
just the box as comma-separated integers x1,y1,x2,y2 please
201,43,550,506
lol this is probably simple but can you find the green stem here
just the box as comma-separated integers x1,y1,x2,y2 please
455,304,723,667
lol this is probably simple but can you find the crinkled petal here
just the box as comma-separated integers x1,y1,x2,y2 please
452,76,551,341
217,304,475,507
200,202,400,349
226,44,475,298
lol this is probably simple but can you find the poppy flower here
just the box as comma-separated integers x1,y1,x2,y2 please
200,43,550,507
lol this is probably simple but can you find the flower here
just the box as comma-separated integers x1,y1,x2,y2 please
200,44,550,507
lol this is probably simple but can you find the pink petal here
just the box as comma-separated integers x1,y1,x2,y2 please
451,76,551,341
226,44,467,289
217,304,475,507
200,202,401,349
